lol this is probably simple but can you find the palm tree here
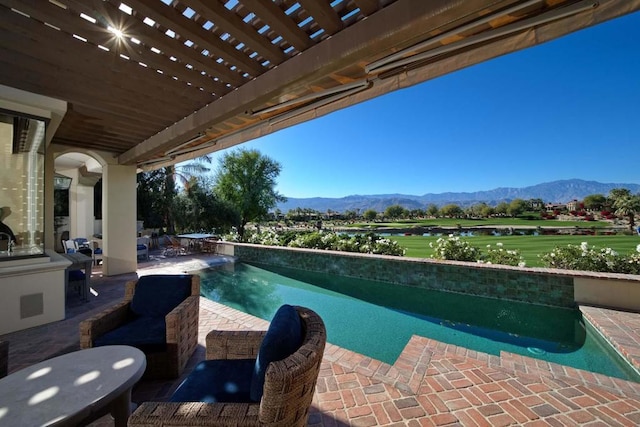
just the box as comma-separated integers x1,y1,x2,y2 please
162,156,212,233
612,194,640,231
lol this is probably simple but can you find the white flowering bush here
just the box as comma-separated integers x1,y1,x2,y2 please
429,235,480,262
236,229,405,256
540,242,640,274
222,230,241,242
481,242,526,267
245,228,281,246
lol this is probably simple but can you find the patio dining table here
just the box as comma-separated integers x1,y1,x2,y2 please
176,233,217,253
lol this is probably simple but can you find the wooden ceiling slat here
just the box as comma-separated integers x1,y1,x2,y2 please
181,0,287,65
55,126,143,145
4,0,223,95
0,52,197,133
353,0,379,16
240,0,312,51
0,14,213,114
56,115,153,139
63,0,237,93
124,0,264,77
0,50,205,129
67,104,170,131
52,135,134,151
55,128,142,147
297,0,343,35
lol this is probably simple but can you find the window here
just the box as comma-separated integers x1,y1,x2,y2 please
0,110,47,260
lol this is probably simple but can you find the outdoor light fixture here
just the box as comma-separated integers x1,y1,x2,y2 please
107,25,124,39
54,174,72,190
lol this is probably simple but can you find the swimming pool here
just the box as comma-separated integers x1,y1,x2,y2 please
199,262,639,382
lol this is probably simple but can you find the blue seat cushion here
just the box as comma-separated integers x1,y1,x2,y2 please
249,304,302,402
136,244,147,251
130,275,192,318
170,359,255,403
94,248,103,255
94,316,167,353
68,270,85,281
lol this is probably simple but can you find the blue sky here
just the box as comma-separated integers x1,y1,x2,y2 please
205,11,640,199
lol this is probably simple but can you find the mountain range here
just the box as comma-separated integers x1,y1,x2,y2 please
276,179,640,213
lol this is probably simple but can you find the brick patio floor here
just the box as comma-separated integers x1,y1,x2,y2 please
2,253,639,426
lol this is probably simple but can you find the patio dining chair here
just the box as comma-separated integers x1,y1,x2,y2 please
136,236,149,260
79,274,200,379
128,305,326,427
162,235,188,257
63,239,78,253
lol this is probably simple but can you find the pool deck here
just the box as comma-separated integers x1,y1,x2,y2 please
2,253,640,426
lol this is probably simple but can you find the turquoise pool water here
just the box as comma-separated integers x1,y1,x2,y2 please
199,262,639,382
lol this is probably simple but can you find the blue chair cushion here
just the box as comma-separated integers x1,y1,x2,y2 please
94,248,103,255
130,275,192,318
94,316,167,353
68,270,85,281
74,238,89,246
170,359,255,403
249,304,302,402
136,244,147,251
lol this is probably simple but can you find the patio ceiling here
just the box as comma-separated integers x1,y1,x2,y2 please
1,0,638,170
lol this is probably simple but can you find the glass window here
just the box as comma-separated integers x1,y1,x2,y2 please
0,109,47,260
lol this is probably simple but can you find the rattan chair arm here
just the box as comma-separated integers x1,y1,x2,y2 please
128,401,261,427
79,301,130,348
165,295,199,343
206,330,266,360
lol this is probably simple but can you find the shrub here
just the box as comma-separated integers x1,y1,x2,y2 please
429,235,480,262
481,243,525,267
540,242,640,274
233,229,405,256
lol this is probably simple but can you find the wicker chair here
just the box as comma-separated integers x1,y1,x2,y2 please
128,305,326,427
79,274,199,379
0,340,8,378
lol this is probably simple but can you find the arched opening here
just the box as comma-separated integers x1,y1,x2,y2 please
53,152,103,253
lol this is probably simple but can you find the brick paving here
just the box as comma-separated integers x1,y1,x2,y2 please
1,253,639,426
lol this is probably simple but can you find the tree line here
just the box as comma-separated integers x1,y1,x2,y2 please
135,146,639,239
136,148,285,240
286,189,640,230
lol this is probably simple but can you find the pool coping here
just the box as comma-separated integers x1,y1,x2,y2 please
200,297,640,401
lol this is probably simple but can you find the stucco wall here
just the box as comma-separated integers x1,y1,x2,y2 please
574,277,640,311
0,251,68,335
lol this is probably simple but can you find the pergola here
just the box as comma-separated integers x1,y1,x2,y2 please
1,0,639,276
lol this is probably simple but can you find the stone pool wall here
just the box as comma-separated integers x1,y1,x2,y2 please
229,243,577,308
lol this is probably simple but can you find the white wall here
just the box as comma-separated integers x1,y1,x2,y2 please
102,163,137,275
574,277,640,311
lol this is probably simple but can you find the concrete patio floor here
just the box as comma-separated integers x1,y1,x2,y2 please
2,252,640,426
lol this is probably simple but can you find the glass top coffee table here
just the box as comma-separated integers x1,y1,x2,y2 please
0,345,146,427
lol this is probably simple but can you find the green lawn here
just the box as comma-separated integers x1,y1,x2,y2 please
388,234,640,267
349,217,611,228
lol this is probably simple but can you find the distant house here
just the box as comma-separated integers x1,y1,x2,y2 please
565,199,579,212
545,202,566,211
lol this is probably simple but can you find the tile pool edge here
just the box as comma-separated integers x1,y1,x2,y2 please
231,243,577,308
